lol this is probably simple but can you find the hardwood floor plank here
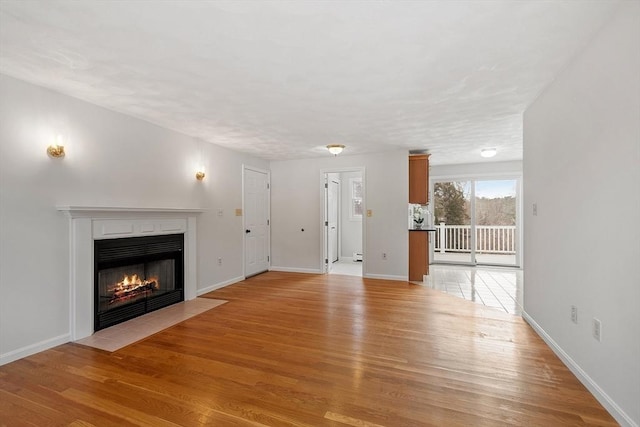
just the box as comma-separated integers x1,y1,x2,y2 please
324,411,386,427
0,272,618,426
0,391,63,427
67,420,97,427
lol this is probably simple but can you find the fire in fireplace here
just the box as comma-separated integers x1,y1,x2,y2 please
101,270,159,307
109,273,158,305
94,234,184,331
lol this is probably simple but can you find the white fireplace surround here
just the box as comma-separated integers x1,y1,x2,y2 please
58,206,204,341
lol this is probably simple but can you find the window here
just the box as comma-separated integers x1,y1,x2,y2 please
350,177,363,220
432,178,519,267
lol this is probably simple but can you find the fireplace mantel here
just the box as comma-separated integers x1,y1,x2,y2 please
60,206,203,340
58,206,205,218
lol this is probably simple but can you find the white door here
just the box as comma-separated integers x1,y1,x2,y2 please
244,167,270,277
328,179,339,264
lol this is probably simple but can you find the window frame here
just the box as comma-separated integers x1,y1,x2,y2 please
349,177,363,221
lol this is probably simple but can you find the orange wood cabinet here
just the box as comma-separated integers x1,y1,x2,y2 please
409,230,429,281
409,154,429,204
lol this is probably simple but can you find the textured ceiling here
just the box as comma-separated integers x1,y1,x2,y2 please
0,1,620,164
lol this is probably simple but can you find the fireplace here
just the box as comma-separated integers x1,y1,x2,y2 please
59,206,201,341
94,233,184,331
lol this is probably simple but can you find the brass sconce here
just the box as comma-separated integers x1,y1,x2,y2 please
47,134,66,158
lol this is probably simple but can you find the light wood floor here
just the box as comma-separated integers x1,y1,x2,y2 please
0,272,617,426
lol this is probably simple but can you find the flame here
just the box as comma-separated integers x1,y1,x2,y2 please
108,274,159,304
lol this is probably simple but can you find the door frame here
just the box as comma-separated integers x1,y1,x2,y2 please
326,175,341,269
320,167,366,274
430,172,522,268
242,164,271,278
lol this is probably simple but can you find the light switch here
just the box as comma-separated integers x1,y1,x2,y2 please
366,209,372,217
235,208,242,216
217,209,223,217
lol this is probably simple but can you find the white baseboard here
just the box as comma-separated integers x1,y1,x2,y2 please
269,266,323,274
363,273,407,282
0,333,70,366
522,311,636,427
197,276,244,296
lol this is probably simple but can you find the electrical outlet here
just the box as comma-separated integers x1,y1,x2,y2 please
217,257,223,266
571,305,578,324
593,318,602,341
382,252,387,260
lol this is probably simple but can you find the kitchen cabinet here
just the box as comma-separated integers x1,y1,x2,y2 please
409,154,431,281
409,154,429,204
409,230,429,281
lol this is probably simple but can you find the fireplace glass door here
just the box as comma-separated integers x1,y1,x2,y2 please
97,259,176,312
94,234,184,331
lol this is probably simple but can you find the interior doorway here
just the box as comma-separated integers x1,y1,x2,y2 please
322,169,364,277
327,176,339,265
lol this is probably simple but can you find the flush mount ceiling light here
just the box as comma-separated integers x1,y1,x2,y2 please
480,148,497,158
326,144,345,156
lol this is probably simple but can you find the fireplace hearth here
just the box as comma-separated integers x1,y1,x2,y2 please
94,234,184,331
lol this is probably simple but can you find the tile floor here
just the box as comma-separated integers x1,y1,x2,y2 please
76,297,227,352
329,258,523,316
423,265,523,315
329,258,363,277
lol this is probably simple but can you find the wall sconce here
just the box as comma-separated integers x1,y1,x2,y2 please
47,134,66,158
195,167,206,181
326,144,345,156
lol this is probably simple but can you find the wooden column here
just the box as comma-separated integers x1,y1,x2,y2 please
409,154,431,281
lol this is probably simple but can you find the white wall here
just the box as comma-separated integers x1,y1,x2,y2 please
0,74,268,363
431,160,522,179
523,3,640,426
340,171,363,258
271,151,408,279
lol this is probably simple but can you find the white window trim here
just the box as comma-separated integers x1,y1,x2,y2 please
349,177,363,221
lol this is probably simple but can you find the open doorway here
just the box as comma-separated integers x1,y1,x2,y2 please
322,169,364,277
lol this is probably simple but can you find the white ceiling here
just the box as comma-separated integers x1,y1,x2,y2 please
0,1,620,164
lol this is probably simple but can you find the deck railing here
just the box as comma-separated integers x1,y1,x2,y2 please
435,223,516,254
